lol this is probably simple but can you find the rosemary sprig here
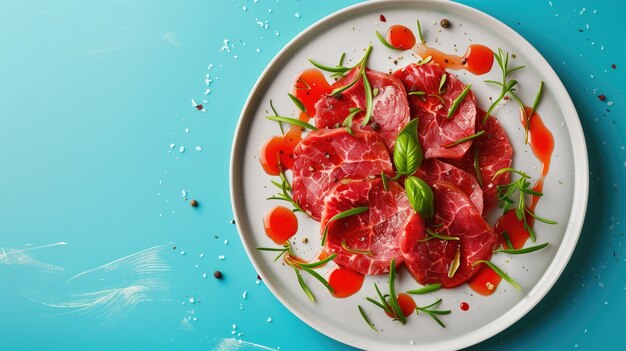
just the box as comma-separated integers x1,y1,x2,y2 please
286,253,337,269
473,147,483,186
409,90,425,96
473,260,521,291
415,298,451,328
266,115,317,131
406,283,442,295
502,230,514,250
267,168,306,214
321,206,369,245
269,100,284,135
447,84,472,118
494,242,549,255
376,30,399,50
358,305,378,332
294,267,315,302
341,240,374,256
418,228,459,242
288,93,306,113
256,244,292,262
443,130,485,148
308,52,353,77
416,55,432,66
329,46,373,96
494,168,557,242
483,49,525,124
388,258,406,324
381,171,389,191
361,71,374,126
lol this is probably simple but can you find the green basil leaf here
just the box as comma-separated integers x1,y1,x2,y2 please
404,176,434,220
393,118,422,175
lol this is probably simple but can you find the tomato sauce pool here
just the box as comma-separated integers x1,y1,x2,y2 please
328,267,365,298
263,206,298,244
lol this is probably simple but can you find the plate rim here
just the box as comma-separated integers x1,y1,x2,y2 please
229,0,589,349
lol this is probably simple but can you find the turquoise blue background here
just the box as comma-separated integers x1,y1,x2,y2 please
1,1,623,350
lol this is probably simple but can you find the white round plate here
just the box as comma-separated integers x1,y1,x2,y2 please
230,1,588,350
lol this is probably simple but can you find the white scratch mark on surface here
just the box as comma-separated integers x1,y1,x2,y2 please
23,244,171,325
212,338,278,351
0,242,67,271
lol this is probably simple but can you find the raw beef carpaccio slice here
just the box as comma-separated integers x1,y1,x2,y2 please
399,181,498,287
291,128,393,221
321,179,419,275
393,62,477,160
415,158,484,214
446,109,513,214
314,67,410,151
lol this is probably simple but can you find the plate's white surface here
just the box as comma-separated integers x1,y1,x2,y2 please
230,1,588,350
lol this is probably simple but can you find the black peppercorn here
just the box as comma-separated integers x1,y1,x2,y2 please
213,270,223,279
440,19,451,28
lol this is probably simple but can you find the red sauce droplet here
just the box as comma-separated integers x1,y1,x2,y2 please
460,302,470,311
258,135,297,176
293,69,331,116
468,265,502,296
464,44,495,75
263,206,298,245
524,107,554,179
415,43,493,75
195,104,203,110
379,14,387,22
386,25,416,50
328,267,365,298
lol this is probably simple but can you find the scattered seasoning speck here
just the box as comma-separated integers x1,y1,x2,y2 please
202,273,207,278
302,238,308,244
169,143,175,149
180,250,186,255
440,18,451,28
224,239,229,245
189,297,195,303
200,253,204,258
598,94,606,101
243,290,248,299
266,317,273,323
294,12,301,18
218,255,225,260
190,199,198,207
379,14,386,22
179,146,185,153
612,64,617,69
230,219,236,224
195,104,203,111
195,146,203,151
214,270,223,279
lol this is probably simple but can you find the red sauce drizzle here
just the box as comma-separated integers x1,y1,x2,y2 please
293,69,331,117
263,206,298,244
414,43,494,75
524,107,554,180
468,265,502,296
460,302,470,311
328,267,365,298
386,25,416,50
495,210,534,250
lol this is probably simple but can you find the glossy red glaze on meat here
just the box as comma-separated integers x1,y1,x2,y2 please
291,128,393,221
446,109,513,213
321,179,418,275
315,67,410,151
415,158,484,214
399,181,498,287
393,62,476,159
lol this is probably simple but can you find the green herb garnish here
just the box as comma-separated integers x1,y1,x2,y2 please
269,100,284,135
406,283,442,295
483,49,526,124
321,206,369,245
473,147,483,186
404,176,434,220
415,298,450,328
416,20,425,43
294,267,315,302
342,107,363,135
388,258,406,324
494,242,549,255
447,84,472,118
341,240,374,256
443,130,485,148
358,305,378,332
447,247,461,278
525,81,544,143
266,115,317,131
376,30,399,50
438,73,447,95
393,118,422,176
288,93,306,113
418,228,459,242
267,168,306,214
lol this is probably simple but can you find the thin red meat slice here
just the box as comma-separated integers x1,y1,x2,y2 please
291,128,393,221
415,158,484,214
315,67,410,151
400,181,498,287
446,109,513,213
321,179,418,275
393,62,476,159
